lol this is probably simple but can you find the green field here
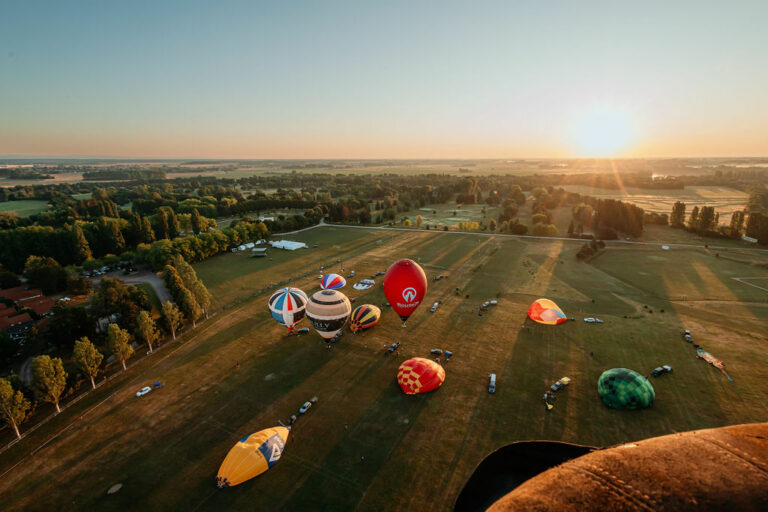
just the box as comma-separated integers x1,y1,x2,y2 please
2,226,768,511
0,200,50,217
562,184,748,222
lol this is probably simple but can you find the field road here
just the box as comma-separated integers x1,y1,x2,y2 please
278,219,768,253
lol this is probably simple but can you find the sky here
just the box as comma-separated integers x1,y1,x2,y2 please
1,0,767,159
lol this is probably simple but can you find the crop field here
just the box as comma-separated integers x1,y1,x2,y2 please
2,227,768,511
562,184,749,222
0,200,51,217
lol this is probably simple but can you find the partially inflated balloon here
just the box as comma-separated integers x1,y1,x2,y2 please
397,357,445,395
349,304,381,332
383,259,427,326
320,273,346,290
216,426,290,488
268,287,308,331
306,289,351,339
598,368,655,410
527,298,567,325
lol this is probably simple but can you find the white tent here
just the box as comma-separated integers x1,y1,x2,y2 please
269,240,308,251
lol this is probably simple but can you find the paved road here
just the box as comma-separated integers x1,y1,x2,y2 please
19,357,33,385
91,270,172,304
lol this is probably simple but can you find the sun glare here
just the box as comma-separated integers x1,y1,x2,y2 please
573,106,634,157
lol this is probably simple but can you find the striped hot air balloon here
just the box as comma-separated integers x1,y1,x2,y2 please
306,289,351,339
216,426,290,488
349,304,381,332
320,273,346,290
397,357,445,395
527,298,567,325
268,287,308,332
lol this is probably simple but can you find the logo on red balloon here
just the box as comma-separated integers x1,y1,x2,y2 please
402,287,417,302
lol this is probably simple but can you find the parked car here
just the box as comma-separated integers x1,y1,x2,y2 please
136,386,152,397
684,334,693,343
430,348,443,355
584,317,596,323
550,377,571,392
299,402,312,414
296,327,310,335
683,329,691,336
651,365,673,377
387,342,401,354
488,373,496,393
430,302,440,313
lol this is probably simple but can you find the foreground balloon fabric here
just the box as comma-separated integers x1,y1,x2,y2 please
320,273,346,290
597,368,655,410
383,259,428,325
527,299,567,325
397,357,445,395
306,289,351,339
268,287,308,331
217,426,290,488
349,304,381,332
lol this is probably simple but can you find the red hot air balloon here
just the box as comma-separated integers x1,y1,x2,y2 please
383,259,427,327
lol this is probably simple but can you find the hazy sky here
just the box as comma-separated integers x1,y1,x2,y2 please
2,1,766,158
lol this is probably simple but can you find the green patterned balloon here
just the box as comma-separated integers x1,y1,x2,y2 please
597,368,655,410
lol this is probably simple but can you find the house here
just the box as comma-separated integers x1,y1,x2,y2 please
0,287,43,302
0,312,34,333
24,297,55,317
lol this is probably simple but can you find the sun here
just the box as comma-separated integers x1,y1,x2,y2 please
573,105,634,157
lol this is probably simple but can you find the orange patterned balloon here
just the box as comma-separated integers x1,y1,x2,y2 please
397,357,445,395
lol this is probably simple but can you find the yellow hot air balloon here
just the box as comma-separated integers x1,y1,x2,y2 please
216,426,290,488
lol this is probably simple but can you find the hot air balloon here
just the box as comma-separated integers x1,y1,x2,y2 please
383,259,427,327
597,368,655,410
268,287,308,332
320,273,346,290
216,426,290,488
306,289,351,339
397,357,445,395
349,304,381,332
527,298,567,325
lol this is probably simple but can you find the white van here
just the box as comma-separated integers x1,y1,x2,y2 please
489,374,496,393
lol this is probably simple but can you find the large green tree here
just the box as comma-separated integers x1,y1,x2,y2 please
135,310,160,353
70,224,93,262
32,355,67,413
178,288,202,327
0,378,30,439
24,255,68,294
191,208,203,235
108,323,134,370
191,280,212,319
162,301,182,340
72,337,104,389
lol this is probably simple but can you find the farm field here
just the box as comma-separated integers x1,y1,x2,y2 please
562,184,749,222
1,227,767,511
0,199,51,217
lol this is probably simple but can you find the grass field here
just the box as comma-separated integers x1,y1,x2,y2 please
0,200,51,217
1,227,767,511
562,185,748,222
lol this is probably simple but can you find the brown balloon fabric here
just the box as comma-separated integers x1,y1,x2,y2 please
488,423,768,512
